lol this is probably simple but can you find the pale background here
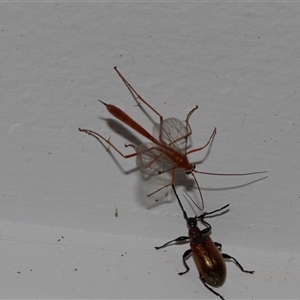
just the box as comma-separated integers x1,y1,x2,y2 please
1,2,299,299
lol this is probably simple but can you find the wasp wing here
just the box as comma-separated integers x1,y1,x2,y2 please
136,142,175,176
153,118,188,154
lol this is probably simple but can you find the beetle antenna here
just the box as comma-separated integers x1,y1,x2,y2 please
198,204,230,221
181,188,229,220
182,188,229,220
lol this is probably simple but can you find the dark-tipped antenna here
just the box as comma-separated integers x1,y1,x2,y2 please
182,189,229,220
171,184,188,221
197,204,230,221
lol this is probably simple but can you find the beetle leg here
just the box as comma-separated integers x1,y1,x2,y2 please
214,242,222,251
222,253,255,274
201,227,211,235
154,236,189,250
199,219,212,235
178,249,192,276
199,273,225,300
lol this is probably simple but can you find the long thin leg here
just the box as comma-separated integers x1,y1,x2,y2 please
222,253,254,274
125,143,164,169
186,127,217,155
197,215,212,235
199,274,225,300
127,144,175,176
80,127,177,197
79,128,137,159
184,105,199,139
178,249,192,276
115,67,189,148
154,236,189,250
136,147,165,171
169,105,211,149
200,227,211,235
115,67,215,162
146,167,176,197
114,67,163,122
166,105,199,147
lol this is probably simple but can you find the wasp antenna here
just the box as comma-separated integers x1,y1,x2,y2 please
194,170,268,176
183,188,203,212
191,172,204,210
172,184,188,221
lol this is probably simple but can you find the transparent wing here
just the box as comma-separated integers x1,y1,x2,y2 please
153,118,188,154
136,142,175,176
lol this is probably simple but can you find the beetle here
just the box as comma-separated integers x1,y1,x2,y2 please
155,184,254,300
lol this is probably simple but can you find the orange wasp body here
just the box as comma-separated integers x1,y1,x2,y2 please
79,67,266,209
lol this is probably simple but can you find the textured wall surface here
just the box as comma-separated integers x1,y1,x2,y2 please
1,2,299,298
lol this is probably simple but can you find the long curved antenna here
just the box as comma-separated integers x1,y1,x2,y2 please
183,188,204,213
194,170,267,176
182,189,229,220
191,172,204,210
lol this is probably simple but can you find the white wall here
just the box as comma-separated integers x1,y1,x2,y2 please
1,2,299,298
